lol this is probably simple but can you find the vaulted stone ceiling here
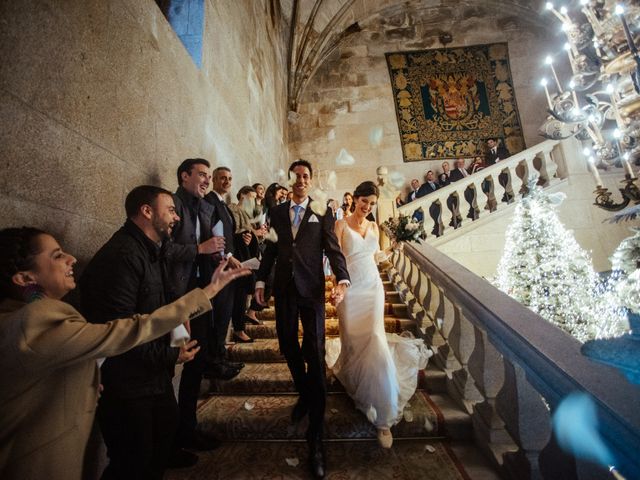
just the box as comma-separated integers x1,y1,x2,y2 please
280,0,550,111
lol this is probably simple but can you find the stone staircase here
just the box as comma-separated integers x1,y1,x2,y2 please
168,270,501,479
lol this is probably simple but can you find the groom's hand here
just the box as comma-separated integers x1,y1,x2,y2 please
331,283,347,305
255,287,266,306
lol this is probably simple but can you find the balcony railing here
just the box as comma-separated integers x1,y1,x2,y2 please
385,240,640,479
396,140,566,238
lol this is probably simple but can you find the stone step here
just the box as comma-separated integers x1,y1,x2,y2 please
165,439,499,480
256,302,409,321
208,362,445,395
245,316,417,339
197,391,471,441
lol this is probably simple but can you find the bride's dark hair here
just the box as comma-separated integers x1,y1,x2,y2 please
353,181,379,199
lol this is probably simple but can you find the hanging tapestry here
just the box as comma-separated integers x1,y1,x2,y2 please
385,43,526,162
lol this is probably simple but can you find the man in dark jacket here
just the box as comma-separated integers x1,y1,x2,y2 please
204,167,253,367
164,158,226,451
80,185,200,478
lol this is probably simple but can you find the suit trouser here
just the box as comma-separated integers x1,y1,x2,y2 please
275,282,327,441
232,275,253,332
209,281,235,364
98,390,178,480
177,309,211,443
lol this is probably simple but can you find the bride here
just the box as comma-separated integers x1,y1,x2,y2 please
326,181,431,449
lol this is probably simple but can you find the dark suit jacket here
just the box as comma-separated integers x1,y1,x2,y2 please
449,168,468,183
417,181,438,197
438,173,451,187
257,199,349,300
164,186,216,299
405,189,419,204
80,220,179,399
485,144,510,166
204,191,245,261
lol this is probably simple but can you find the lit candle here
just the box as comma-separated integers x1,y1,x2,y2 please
540,78,553,109
569,80,580,107
545,55,564,92
588,156,603,187
623,154,635,178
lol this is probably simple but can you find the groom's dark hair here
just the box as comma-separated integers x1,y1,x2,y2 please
288,159,313,178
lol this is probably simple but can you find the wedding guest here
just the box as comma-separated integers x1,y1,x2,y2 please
326,199,339,218
469,155,486,174
252,183,266,216
485,137,510,166
204,167,249,373
337,192,354,219
228,185,261,344
166,158,230,451
438,161,451,187
405,178,420,203
417,170,439,196
80,185,201,476
0,227,247,480
449,158,470,182
485,138,512,201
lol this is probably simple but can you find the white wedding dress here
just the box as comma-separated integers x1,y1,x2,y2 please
326,223,432,429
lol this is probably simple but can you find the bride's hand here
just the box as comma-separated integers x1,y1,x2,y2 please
331,283,347,305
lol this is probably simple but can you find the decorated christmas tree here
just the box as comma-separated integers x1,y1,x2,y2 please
494,178,624,342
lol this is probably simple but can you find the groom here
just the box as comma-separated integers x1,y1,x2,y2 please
255,159,350,478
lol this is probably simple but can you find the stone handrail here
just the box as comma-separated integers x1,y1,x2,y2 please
385,239,640,479
396,140,564,237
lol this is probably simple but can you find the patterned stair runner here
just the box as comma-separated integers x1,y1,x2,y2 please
167,269,498,479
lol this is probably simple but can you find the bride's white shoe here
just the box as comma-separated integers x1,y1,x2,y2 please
377,428,393,449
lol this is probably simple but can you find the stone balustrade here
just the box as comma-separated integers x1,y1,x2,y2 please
396,140,565,238
384,239,640,480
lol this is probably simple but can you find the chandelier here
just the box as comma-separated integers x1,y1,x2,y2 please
538,0,640,211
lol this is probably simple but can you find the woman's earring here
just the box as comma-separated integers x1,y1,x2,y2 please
22,283,45,303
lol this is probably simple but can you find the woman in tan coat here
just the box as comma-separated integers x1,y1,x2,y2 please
0,227,249,480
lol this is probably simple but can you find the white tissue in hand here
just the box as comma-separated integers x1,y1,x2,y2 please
335,148,355,166
241,258,261,270
212,220,224,237
263,228,278,243
170,325,190,347
366,405,378,423
285,457,299,467
369,126,384,147
243,401,254,411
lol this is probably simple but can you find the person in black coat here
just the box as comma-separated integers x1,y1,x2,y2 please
438,161,451,187
80,186,202,476
405,178,421,204
203,167,252,370
164,158,225,451
485,138,512,201
417,170,439,196
485,138,510,166
254,160,350,479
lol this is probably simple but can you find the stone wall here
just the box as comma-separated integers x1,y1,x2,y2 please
0,0,288,263
288,2,562,202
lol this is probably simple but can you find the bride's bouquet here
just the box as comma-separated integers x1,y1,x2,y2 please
382,214,425,243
